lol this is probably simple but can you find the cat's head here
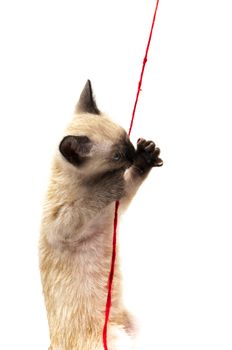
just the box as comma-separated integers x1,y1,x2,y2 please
58,80,135,175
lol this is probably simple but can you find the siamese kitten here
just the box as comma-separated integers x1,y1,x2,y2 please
39,80,163,350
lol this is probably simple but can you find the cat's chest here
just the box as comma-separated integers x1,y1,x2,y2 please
71,203,116,284
81,203,115,239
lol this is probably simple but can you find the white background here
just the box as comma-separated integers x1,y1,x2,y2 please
0,0,232,349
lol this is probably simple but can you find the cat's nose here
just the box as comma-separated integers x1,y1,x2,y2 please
125,141,135,164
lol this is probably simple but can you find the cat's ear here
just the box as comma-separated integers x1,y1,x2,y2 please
59,135,93,166
76,80,101,115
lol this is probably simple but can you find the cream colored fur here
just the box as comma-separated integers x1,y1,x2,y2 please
39,111,147,350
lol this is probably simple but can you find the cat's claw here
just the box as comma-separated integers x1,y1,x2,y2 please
134,138,163,173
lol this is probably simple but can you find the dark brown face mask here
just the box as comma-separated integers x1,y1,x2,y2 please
124,139,136,165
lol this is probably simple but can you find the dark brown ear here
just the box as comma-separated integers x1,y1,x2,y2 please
59,135,93,166
76,80,100,115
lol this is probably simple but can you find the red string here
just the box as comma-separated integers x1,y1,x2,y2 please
102,200,119,349
128,0,160,137
103,1,160,348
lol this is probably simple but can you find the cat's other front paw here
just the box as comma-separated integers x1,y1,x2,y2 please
133,138,163,174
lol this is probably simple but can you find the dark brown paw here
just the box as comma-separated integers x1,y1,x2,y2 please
133,138,163,173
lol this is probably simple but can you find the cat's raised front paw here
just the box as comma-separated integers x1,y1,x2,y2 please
133,138,163,173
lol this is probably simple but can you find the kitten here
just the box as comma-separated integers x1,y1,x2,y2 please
39,80,163,350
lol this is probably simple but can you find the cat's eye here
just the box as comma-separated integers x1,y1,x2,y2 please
113,152,121,161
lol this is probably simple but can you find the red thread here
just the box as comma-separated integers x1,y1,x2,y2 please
102,200,119,349
128,0,160,137
103,1,160,348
